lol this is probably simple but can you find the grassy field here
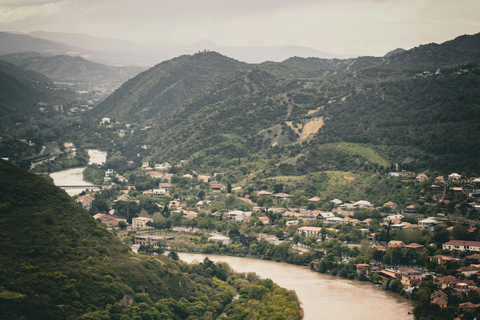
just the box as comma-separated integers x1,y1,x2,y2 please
335,142,390,168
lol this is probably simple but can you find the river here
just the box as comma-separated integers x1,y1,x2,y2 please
49,152,415,319
50,149,107,196
178,253,414,320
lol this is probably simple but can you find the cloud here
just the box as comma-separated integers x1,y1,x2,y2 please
0,0,65,7
0,0,479,56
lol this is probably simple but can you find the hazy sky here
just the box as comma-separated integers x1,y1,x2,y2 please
1,0,479,56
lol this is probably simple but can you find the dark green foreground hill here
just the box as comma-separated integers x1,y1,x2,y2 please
0,160,301,320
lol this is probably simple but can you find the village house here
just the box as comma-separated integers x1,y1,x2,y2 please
208,235,232,245
132,217,153,230
388,240,405,248
405,243,423,251
154,162,171,171
169,200,182,209
353,200,373,209
401,222,419,231
297,226,322,238
456,265,480,277
282,210,303,219
418,217,440,230
430,255,458,266
458,302,480,312
448,173,469,185
258,216,270,225
466,253,480,261
416,173,428,182
93,214,118,228
325,217,345,225
148,189,170,198
256,190,273,196
434,275,461,290
453,282,471,297
209,181,224,193
356,263,371,276
331,199,343,206
359,218,373,227
404,204,416,214
462,184,475,196
135,235,173,246
383,214,404,225
183,211,198,220
435,176,446,184
226,210,249,222
399,270,422,288
443,240,480,252
76,194,93,210
430,291,448,308
272,193,292,202
343,217,361,226
383,201,398,211
159,182,172,191
423,184,447,199
146,171,163,178
315,211,335,220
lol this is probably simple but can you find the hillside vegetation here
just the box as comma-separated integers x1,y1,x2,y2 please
0,160,301,319
88,33,480,176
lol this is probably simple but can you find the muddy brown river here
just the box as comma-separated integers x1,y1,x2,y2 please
178,253,414,320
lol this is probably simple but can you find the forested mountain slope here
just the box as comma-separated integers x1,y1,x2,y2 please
0,160,301,319
92,52,253,123
1,52,145,86
0,59,74,135
91,32,480,174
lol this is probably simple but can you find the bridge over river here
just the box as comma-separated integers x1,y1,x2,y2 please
57,185,103,190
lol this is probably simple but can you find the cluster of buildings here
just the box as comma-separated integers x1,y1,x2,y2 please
420,173,480,201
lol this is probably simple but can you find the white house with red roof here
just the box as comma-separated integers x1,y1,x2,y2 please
443,240,480,252
258,216,270,225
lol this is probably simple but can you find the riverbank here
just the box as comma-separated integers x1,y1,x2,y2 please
178,253,414,320
132,228,415,319
50,149,107,196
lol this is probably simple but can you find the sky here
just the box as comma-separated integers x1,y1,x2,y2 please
1,0,480,56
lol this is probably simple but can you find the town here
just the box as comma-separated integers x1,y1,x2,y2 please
69,155,480,320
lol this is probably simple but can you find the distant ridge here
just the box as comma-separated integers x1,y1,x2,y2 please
1,52,145,85
27,30,354,65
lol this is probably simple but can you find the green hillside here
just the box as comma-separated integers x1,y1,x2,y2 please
0,160,301,319
86,33,480,175
91,52,252,123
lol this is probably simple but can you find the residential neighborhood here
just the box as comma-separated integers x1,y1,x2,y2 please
67,160,480,320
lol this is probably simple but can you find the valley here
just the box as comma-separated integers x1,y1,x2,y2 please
2,30,480,320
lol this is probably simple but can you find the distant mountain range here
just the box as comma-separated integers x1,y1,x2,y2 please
0,52,146,86
0,31,355,66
